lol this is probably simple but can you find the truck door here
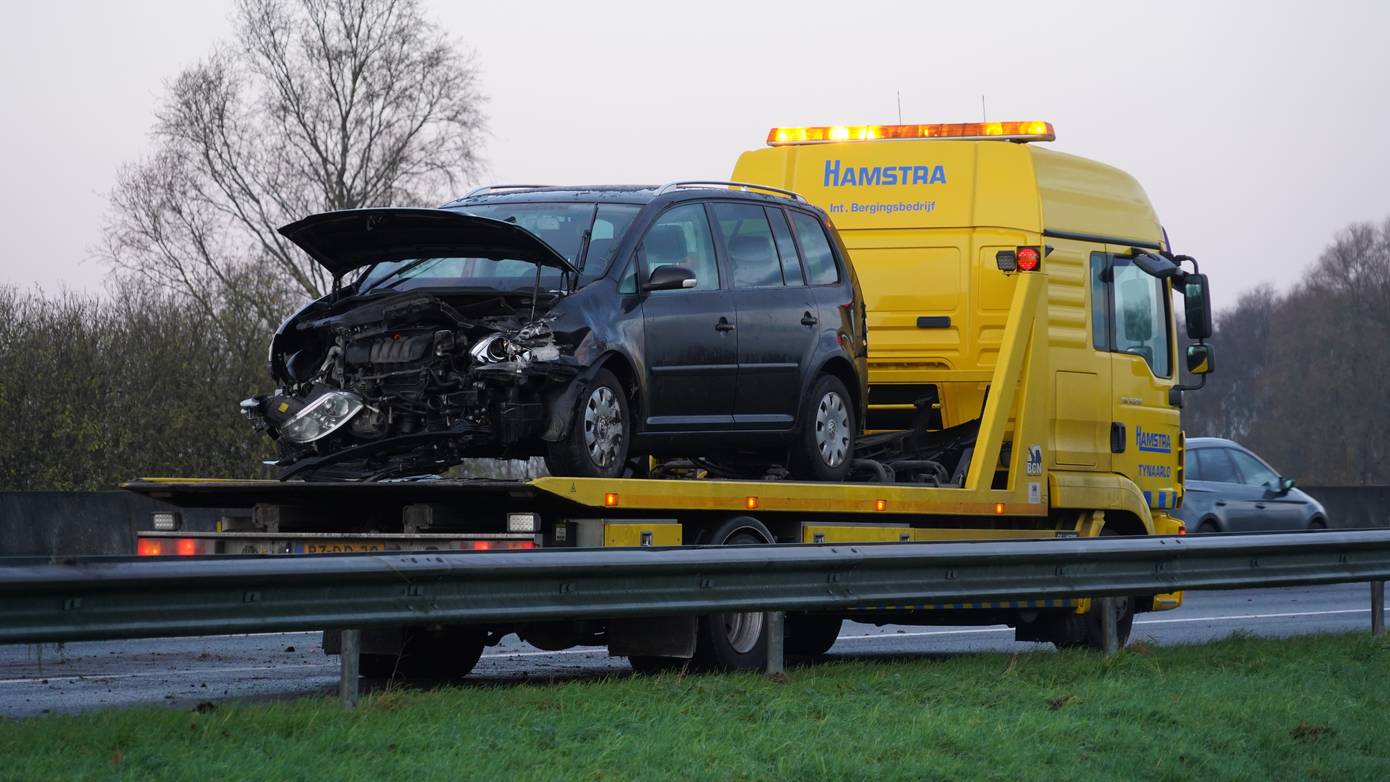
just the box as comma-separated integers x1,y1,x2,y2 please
1097,249,1182,510
1049,241,1112,471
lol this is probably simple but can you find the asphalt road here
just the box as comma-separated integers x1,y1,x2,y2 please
0,583,1378,719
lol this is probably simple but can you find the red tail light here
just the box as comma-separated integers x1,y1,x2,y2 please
137,539,164,557
1016,247,1041,272
176,538,200,556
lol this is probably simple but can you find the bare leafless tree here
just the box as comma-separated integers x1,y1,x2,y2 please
105,0,486,325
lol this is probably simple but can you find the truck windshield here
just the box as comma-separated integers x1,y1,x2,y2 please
355,203,639,293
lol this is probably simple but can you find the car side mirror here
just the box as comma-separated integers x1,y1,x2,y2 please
1278,476,1295,495
1186,343,1214,375
643,265,697,292
1181,272,1213,340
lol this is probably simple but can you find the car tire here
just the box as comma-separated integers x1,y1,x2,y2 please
545,369,631,479
1197,519,1221,534
789,374,856,482
693,517,774,671
1308,517,1328,530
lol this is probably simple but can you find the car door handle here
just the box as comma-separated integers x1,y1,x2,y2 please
1255,503,1267,510
1214,501,1227,507
715,318,736,333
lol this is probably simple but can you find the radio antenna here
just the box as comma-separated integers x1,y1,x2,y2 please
897,90,903,124
981,94,987,122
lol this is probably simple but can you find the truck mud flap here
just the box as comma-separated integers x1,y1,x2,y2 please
606,615,697,659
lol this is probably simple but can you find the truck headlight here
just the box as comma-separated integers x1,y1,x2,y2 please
279,390,364,444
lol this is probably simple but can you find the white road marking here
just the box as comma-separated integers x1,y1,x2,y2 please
0,607,1373,685
0,663,334,686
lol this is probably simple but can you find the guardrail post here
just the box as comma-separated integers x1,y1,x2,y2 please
1099,598,1119,656
765,611,785,675
339,629,361,709
1373,582,1385,637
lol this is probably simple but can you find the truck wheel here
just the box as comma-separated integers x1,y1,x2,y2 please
789,375,855,482
786,613,843,657
361,625,485,680
1027,528,1135,650
694,516,774,671
545,369,630,479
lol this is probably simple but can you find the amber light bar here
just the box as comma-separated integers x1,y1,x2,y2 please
767,121,1055,146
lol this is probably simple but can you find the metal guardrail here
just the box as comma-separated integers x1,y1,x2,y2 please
4,530,1389,706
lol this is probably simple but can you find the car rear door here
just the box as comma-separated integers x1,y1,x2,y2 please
638,203,737,430
711,202,816,429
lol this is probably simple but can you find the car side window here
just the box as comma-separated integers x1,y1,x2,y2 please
789,211,840,286
1227,449,1278,488
712,202,784,289
640,203,719,291
1195,448,1239,483
618,258,637,294
766,207,805,286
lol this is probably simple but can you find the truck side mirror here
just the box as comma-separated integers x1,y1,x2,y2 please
643,264,697,292
1182,272,1213,340
1186,343,1214,375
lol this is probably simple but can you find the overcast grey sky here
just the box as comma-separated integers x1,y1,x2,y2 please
4,0,1387,309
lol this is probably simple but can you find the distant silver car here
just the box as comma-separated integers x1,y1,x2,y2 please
1179,437,1327,532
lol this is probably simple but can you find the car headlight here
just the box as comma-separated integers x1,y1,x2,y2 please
278,390,364,444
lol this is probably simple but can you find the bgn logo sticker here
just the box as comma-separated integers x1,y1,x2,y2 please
1026,445,1043,475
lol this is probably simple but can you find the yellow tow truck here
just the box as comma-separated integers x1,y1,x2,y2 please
131,119,1214,676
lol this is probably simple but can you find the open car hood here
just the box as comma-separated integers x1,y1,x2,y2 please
278,208,576,278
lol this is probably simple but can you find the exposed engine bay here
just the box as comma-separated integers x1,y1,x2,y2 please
243,290,581,480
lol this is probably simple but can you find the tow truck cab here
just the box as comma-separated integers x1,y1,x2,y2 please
731,120,1214,522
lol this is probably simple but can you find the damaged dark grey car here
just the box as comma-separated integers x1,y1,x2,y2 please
243,185,867,481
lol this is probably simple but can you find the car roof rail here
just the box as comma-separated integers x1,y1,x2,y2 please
655,180,808,203
460,184,552,198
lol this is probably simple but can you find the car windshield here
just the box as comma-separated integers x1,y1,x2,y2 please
355,203,640,293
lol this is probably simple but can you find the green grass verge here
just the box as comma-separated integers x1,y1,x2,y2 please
3,632,1388,781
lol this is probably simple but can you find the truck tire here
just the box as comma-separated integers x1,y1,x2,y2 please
360,625,485,680
786,613,843,657
545,369,631,479
789,374,856,482
693,516,774,671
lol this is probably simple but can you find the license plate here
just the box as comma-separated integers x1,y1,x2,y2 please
300,542,386,554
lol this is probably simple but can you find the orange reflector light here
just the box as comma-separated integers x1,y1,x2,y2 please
464,540,535,551
994,502,1006,515
175,538,199,556
604,492,619,507
875,499,888,512
137,539,163,557
746,496,760,510
1178,525,1188,536
768,120,1054,146
1016,247,1041,272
